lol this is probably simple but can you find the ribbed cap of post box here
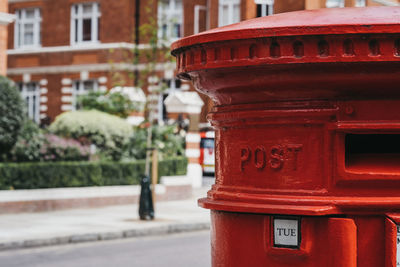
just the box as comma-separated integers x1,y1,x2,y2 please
172,7,400,51
171,7,400,104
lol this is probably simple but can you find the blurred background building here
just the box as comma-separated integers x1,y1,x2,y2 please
0,0,14,75
6,0,398,127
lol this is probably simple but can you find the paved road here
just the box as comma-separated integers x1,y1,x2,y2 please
0,231,211,267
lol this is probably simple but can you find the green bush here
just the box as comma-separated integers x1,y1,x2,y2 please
77,91,138,118
0,157,187,190
49,110,133,160
9,119,45,162
126,125,185,160
0,76,25,158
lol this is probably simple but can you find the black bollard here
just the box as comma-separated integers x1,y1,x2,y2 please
139,175,154,220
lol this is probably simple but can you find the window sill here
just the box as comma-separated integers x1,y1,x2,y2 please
14,45,42,50
70,41,101,47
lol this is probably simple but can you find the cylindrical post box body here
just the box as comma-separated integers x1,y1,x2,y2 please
172,7,400,267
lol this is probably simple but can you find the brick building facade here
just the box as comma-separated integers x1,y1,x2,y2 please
7,0,178,125
7,0,397,126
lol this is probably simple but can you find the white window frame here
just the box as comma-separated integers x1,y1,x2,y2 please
326,0,345,8
355,0,366,7
194,5,207,34
72,80,99,109
158,0,183,42
19,82,40,123
218,0,241,27
14,8,41,49
255,0,274,17
70,2,101,45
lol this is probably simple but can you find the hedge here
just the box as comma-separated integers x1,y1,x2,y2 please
0,157,188,190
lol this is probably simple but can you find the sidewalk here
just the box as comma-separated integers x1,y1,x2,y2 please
0,176,194,214
0,186,211,251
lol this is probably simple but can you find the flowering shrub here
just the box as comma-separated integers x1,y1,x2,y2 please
9,120,90,162
125,124,185,160
152,125,185,158
41,134,90,161
49,110,133,160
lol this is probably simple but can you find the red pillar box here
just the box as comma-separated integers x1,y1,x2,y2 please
172,7,400,267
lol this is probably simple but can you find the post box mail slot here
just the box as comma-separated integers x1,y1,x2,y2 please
345,134,400,174
172,6,400,267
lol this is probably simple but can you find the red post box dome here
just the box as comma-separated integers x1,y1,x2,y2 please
172,7,400,105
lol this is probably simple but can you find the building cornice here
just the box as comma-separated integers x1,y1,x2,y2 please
0,12,16,25
9,0,44,3
372,0,399,6
7,42,151,55
7,62,175,75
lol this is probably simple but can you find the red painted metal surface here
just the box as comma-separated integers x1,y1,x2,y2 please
172,7,400,267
